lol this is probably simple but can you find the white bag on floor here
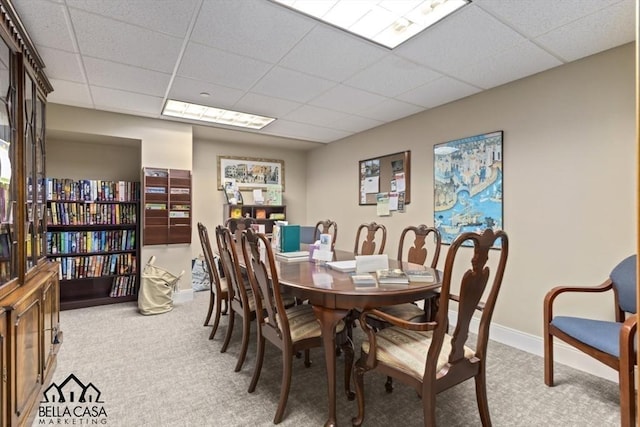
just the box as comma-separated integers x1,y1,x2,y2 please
138,256,184,315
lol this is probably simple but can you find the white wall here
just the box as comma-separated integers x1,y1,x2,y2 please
47,106,194,289
192,139,309,259
306,43,636,339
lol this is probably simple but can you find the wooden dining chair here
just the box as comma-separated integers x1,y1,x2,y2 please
241,228,353,424
197,222,229,340
352,229,509,426
225,217,256,241
544,254,637,427
215,225,260,372
313,219,338,251
354,222,386,255
366,225,442,391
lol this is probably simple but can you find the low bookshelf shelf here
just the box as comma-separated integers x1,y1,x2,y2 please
223,204,286,233
45,178,141,310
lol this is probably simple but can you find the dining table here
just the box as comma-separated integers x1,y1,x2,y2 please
272,248,442,427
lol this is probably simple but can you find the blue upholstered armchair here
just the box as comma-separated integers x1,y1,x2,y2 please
544,254,637,427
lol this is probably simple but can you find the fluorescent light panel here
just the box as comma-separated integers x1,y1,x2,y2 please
273,0,469,49
162,100,276,130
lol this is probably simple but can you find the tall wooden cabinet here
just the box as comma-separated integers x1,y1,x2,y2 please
0,2,62,426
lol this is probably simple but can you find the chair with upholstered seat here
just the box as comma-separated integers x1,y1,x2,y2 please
215,225,260,371
352,229,509,426
544,254,637,427
313,219,338,252
241,228,353,424
366,225,442,392
354,222,386,255
197,222,229,340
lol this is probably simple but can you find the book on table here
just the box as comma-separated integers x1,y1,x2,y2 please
375,268,409,285
326,260,357,273
405,269,435,283
275,250,309,262
350,273,377,288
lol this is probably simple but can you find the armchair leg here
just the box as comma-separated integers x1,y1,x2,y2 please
274,354,293,424
248,335,265,393
204,288,214,326
543,330,554,386
619,359,636,427
209,295,222,340
385,376,393,393
221,310,235,353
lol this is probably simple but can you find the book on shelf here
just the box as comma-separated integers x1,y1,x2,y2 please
230,207,242,219
405,269,435,283
145,203,167,210
326,260,357,273
145,186,166,194
350,273,377,287
375,268,409,285
279,224,300,253
255,208,266,219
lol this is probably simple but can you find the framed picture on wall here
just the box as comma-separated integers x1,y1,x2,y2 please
433,131,503,247
217,156,285,191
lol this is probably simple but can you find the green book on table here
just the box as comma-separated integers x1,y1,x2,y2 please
279,224,300,253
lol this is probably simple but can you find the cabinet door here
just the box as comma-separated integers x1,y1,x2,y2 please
0,40,16,287
0,309,7,427
23,72,35,270
41,274,59,380
11,291,41,425
34,95,46,262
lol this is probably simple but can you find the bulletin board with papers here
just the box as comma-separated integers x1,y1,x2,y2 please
358,151,411,209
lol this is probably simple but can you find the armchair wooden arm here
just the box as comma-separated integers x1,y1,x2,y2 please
544,280,618,324
358,308,437,369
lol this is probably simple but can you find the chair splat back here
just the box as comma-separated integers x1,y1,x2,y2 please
442,229,509,365
215,226,245,310
313,219,338,251
225,217,257,241
242,228,289,339
354,222,387,255
397,224,441,267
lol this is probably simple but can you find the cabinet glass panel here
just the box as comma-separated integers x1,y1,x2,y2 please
24,73,34,269
0,42,14,285
35,96,45,260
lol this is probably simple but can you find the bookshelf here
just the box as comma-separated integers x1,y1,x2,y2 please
45,178,141,310
223,204,286,233
143,167,192,245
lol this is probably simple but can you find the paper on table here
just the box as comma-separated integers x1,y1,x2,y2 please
355,254,389,273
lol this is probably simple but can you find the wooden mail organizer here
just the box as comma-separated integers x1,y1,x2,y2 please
143,168,192,245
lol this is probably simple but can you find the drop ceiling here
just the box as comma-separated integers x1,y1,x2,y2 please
13,0,636,145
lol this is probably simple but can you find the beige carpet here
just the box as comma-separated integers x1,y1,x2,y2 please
33,290,621,426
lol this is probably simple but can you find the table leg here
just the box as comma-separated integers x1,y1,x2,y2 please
312,305,350,427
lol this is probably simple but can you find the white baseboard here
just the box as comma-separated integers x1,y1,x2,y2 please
173,289,194,304
448,311,618,383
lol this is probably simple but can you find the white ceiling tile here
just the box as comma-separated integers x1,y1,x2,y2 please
284,105,352,128
251,67,336,103
395,5,527,75
234,93,302,118
178,42,272,91
357,99,424,122
310,85,387,115
84,58,171,97
451,41,563,89
262,119,351,143
396,77,481,109
13,0,77,52
279,25,387,82
69,9,183,73
169,77,245,109
345,54,442,97
91,86,163,115
36,45,85,83
534,1,636,62
66,0,199,37
47,79,93,107
331,115,385,133
192,0,315,63
476,0,623,38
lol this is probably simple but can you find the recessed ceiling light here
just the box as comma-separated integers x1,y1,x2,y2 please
162,100,276,130
272,0,470,49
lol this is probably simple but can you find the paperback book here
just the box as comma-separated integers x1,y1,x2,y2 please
405,269,435,283
375,268,409,285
